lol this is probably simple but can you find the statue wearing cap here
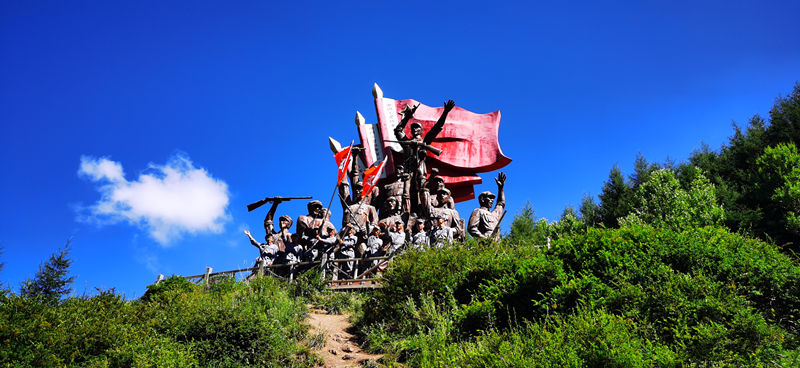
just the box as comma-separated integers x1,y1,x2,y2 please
410,218,430,249
379,196,411,229
296,200,336,243
384,220,408,255
427,168,454,209
380,164,411,219
468,172,507,240
421,186,463,239
393,100,456,215
339,180,379,236
430,212,457,247
261,197,294,251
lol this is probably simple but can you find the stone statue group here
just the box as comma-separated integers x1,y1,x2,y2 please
244,100,507,280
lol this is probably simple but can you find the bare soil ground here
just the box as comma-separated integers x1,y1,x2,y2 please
307,309,382,367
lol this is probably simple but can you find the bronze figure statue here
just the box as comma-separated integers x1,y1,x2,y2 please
468,172,507,240
339,180,378,235
393,99,456,214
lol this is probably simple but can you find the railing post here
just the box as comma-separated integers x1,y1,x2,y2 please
155,274,164,285
204,267,212,286
320,253,328,280
289,265,295,281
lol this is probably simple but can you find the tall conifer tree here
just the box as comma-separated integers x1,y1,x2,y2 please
20,241,76,303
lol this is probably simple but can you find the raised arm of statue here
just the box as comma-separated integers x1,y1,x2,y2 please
368,205,379,226
495,172,506,210
244,230,261,246
339,182,352,208
424,100,455,145
263,198,282,232
394,104,418,140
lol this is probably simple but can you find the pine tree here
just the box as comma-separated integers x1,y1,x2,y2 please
0,244,5,277
507,201,537,244
598,164,634,228
629,153,659,191
579,193,602,227
20,240,76,303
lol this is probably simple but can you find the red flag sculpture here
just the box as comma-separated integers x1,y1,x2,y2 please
333,145,352,186
361,157,387,199
366,84,512,202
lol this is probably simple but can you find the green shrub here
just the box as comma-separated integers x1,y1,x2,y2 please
357,224,800,366
0,275,320,367
140,275,199,302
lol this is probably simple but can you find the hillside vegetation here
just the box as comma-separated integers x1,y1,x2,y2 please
1,84,799,367
356,225,799,366
351,83,800,367
0,274,324,367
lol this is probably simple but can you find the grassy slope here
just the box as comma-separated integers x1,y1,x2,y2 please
356,225,800,367
0,275,322,367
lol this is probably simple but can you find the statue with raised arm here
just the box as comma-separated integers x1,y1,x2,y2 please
339,180,378,235
468,172,507,240
263,197,293,249
244,230,279,277
393,100,456,213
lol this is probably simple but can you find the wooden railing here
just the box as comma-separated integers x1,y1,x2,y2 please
156,254,391,290
156,239,552,290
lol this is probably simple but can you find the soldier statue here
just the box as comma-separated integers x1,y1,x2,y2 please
427,169,454,209
339,180,379,236
410,218,430,250
468,172,507,240
423,187,463,239
244,230,279,278
378,196,411,229
380,164,410,218
430,213,457,248
296,200,336,244
262,197,293,249
393,100,456,214
383,220,407,256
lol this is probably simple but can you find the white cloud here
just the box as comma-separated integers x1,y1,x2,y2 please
78,153,231,245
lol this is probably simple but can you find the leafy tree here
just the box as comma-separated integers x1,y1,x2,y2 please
554,205,586,239
757,143,800,236
685,168,725,227
598,164,634,228
20,240,76,303
622,169,722,230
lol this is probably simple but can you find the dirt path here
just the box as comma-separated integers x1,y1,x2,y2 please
307,309,382,367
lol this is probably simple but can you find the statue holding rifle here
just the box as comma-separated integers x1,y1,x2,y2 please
339,180,379,235
392,99,456,215
246,195,312,245
468,172,507,241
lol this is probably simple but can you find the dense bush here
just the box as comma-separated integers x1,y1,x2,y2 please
0,276,320,367
357,224,800,366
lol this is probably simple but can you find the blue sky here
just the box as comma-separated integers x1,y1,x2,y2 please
1,1,798,298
